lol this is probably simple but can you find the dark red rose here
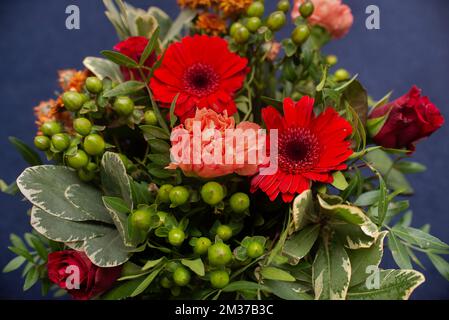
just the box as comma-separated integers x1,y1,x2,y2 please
369,86,444,152
47,250,121,300
113,36,156,81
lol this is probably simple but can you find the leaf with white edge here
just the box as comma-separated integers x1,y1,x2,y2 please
17,166,98,221
331,222,376,250
427,253,449,281
31,206,111,243
83,57,124,83
263,280,313,300
101,152,133,209
348,231,387,287
388,231,412,269
291,190,314,232
312,238,351,300
347,269,424,300
181,258,205,276
260,267,296,282
283,224,320,264
103,196,134,248
65,241,85,251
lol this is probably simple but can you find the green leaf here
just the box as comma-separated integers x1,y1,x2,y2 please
8,246,34,263
181,258,205,276
283,225,320,264
263,280,313,300
101,152,133,209
354,190,380,206
101,50,139,68
260,267,296,282
169,93,180,128
147,154,170,166
162,9,196,46
377,175,388,226
222,281,269,293
392,226,449,252
83,57,124,83
10,234,27,251
130,266,163,297
142,257,165,271
347,269,424,300
281,39,297,57
103,196,135,248
140,27,160,65
147,139,170,153
140,125,170,140
331,171,349,190
3,256,26,273
23,266,39,291
343,80,368,125
0,179,19,195
291,190,314,232
9,137,42,166
27,234,48,261
388,231,412,269
394,161,427,174
102,277,145,300
312,238,351,300
427,253,449,281
103,81,145,98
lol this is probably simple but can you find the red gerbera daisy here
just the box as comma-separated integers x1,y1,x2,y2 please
149,35,249,121
251,97,353,203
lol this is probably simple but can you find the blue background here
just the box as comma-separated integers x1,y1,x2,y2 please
0,0,448,299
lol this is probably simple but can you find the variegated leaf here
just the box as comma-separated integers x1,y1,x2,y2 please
83,57,124,83
101,152,133,209
103,196,134,248
312,238,351,300
347,269,425,300
291,190,314,233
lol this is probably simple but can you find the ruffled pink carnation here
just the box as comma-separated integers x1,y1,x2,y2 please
168,109,264,178
292,0,354,39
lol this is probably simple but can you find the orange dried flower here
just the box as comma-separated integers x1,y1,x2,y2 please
196,13,227,36
177,0,216,9
219,0,253,16
34,99,73,134
58,69,89,92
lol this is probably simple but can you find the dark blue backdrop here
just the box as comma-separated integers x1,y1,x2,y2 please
0,0,448,299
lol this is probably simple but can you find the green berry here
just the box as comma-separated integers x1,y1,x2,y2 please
201,182,225,206
229,192,250,213
326,55,338,66
277,0,290,12
73,118,92,136
78,168,96,182
130,209,152,231
62,91,84,112
216,225,233,241
246,17,262,32
300,1,315,18
143,110,158,126
194,237,212,255
267,11,286,32
160,277,173,289
335,68,351,82
168,228,185,247
34,136,51,151
173,267,191,286
210,270,230,289
208,242,232,266
247,1,264,17
230,22,244,37
83,134,105,156
51,133,70,151
169,186,190,206
40,121,62,136
66,149,89,169
86,162,98,172
85,77,103,94
291,25,310,45
233,26,250,44
247,241,264,259
158,184,174,203
113,96,134,116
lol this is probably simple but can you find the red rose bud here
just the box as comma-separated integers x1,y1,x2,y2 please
368,86,444,152
113,36,156,81
47,250,121,300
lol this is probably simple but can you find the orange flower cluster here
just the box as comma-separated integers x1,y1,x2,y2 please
178,0,253,17
58,69,89,92
195,13,227,36
177,0,217,9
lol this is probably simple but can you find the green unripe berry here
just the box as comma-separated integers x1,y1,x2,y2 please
78,168,96,182
326,54,338,66
291,25,311,45
216,225,233,241
168,228,185,247
62,91,84,112
86,162,98,172
300,1,315,18
194,237,212,255
83,134,105,156
246,17,262,32
267,11,286,32
158,184,174,203
160,277,173,289
113,96,135,116
277,0,290,12
143,110,158,126
130,209,152,231
233,26,250,44
208,242,232,266
229,192,250,213
210,270,230,289
40,121,62,136
247,1,264,17
51,133,70,151
201,182,225,206
73,118,92,136
34,136,51,151
247,241,264,259
66,149,89,169
173,267,191,286
335,68,351,82
230,22,244,37
169,186,190,206
85,77,103,94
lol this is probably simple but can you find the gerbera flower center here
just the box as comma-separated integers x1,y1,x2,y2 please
183,63,220,97
278,127,321,173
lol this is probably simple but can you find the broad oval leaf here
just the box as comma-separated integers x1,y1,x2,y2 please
291,190,314,232
83,56,124,83
181,258,205,276
283,224,320,264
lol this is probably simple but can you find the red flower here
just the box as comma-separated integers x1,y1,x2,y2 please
114,36,156,81
150,35,249,121
251,97,353,203
47,250,121,300
369,86,444,152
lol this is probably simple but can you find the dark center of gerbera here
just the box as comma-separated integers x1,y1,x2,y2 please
183,63,220,97
278,127,321,174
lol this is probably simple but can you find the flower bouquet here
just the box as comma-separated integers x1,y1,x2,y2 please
2,0,448,300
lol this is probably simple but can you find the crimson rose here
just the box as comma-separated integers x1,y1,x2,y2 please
113,36,156,81
369,86,444,152
47,250,121,300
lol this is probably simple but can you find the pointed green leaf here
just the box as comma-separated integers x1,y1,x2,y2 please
101,50,139,68
103,81,145,98
181,258,205,276
260,267,296,282
83,57,124,83
427,253,449,281
283,224,320,264
388,231,412,269
3,256,26,273
9,137,42,166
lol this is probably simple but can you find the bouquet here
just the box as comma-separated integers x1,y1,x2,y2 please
2,0,448,300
